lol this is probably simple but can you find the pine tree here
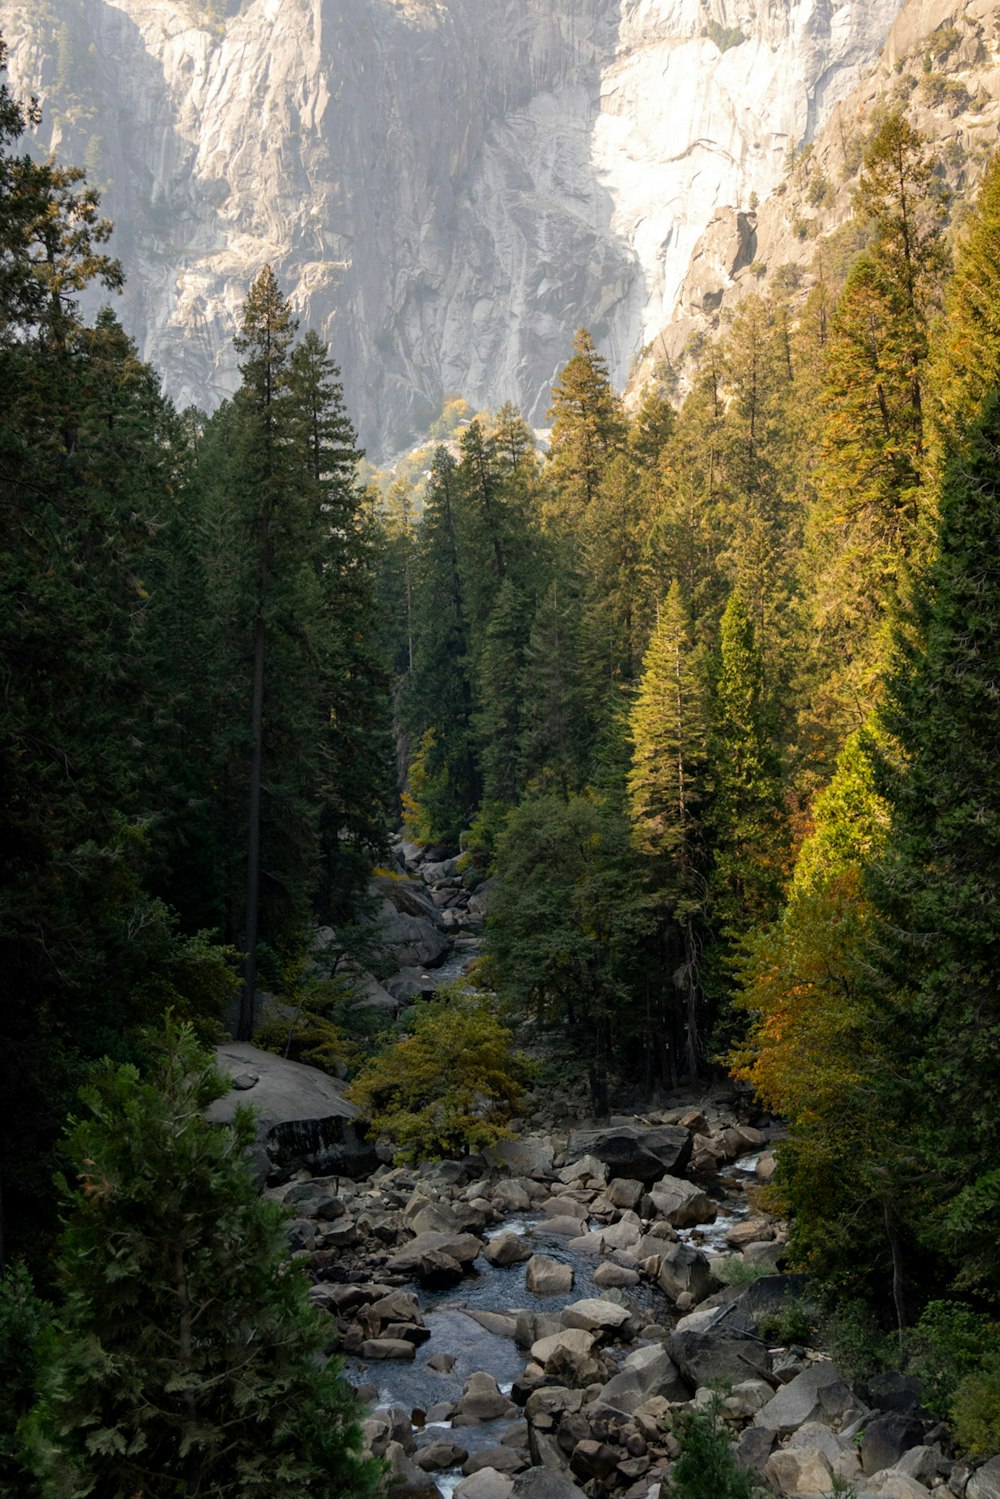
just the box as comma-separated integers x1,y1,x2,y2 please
519,577,589,797
931,148,1000,445
627,581,710,1076
29,1019,381,1499
707,590,787,946
866,388,1000,1297
476,577,530,806
545,327,627,526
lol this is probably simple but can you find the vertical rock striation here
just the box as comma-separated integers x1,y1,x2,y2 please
5,0,901,453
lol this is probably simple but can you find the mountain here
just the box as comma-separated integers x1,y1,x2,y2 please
3,0,904,454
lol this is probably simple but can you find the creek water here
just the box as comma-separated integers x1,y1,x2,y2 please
346,1151,762,1495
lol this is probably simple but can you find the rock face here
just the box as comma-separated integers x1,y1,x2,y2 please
4,0,901,456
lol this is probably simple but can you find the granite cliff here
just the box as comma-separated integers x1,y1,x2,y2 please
5,0,904,453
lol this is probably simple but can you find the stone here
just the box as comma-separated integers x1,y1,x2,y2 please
492,1179,533,1213
764,1444,834,1496
416,1439,470,1470
655,1241,713,1303
485,1139,556,1178
384,1440,445,1499
560,1298,631,1335
968,1458,1000,1499
569,1440,619,1482
360,1338,416,1360
463,1448,529,1476
564,1125,692,1182
894,1447,942,1485
596,1344,688,1412
603,1177,644,1209
456,1373,518,1422
515,1311,564,1349
510,1471,588,1499
597,1212,643,1251
370,1289,422,1325
206,1042,375,1179
866,1373,928,1416
484,1232,532,1266
667,1329,772,1389
525,1255,574,1295
531,1327,596,1366
861,1414,926,1476
388,1231,483,1280
861,1474,934,1499
591,1261,640,1289
454,1471,515,1499
645,1176,717,1227
408,1202,462,1236
735,1424,776,1474
537,1216,588,1237
466,1310,519,1338
725,1216,775,1249
558,1154,609,1185
427,1352,456,1373
754,1361,859,1435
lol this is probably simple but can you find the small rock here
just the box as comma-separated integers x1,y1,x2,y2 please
485,1232,532,1267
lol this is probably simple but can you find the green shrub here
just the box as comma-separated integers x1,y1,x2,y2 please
951,1361,1000,1456
668,1399,768,1498
715,1256,769,1288
905,1301,1000,1418
821,1302,896,1384
756,1297,819,1347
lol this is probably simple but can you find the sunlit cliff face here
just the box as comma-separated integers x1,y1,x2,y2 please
5,0,900,454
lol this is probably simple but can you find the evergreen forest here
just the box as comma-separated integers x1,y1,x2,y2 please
3,33,1000,1491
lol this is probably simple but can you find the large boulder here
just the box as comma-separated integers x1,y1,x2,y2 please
454,1473,515,1499
485,1138,556,1178
596,1343,687,1412
860,1414,926,1477
388,1231,483,1283
381,909,451,968
656,1242,713,1303
667,1329,772,1389
484,1232,532,1267
384,1441,445,1499
645,1175,717,1227
510,1471,588,1499
564,1125,692,1182
525,1255,574,1295
560,1299,631,1337
968,1458,1000,1499
454,1373,518,1423
754,1362,860,1435
206,1042,376,1179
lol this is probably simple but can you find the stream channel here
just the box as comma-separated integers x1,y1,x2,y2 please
345,1152,762,1497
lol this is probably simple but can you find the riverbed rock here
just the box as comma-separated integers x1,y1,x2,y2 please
861,1414,927,1476
591,1261,640,1289
645,1176,717,1227
764,1443,834,1496
531,1327,596,1366
492,1179,533,1213
560,1298,632,1336
860,1474,934,1499
754,1362,860,1435
385,1440,445,1499
539,1216,589,1237
361,1337,417,1360
596,1343,688,1412
455,1373,518,1423
598,1212,643,1251
463,1447,529,1476
667,1329,773,1389
454,1472,515,1499
558,1154,609,1185
526,1255,575,1295
968,1458,1000,1499
388,1231,483,1282
485,1232,532,1267
564,1125,692,1183
416,1439,471,1470
510,1470,588,1499
603,1177,644,1209
206,1042,375,1180
485,1139,556,1178
569,1440,619,1482
655,1242,713,1303
726,1216,776,1249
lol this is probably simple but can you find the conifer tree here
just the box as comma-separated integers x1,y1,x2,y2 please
708,590,787,946
627,581,709,1075
545,327,627,526
931,148,1000,445
476,577,530,806
519,577,588,797
29,1019,380,1498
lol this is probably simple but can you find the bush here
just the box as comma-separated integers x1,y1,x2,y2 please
714,1257,769,1288
905,1301,1000,1419
756,1297,819,1347
348,990,531,1160
821,1302,896,1384
951,1362,1000,1456
0,1264,50,1494
668,1398,768,1498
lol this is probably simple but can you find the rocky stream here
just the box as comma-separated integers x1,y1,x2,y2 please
216,845,1000,1499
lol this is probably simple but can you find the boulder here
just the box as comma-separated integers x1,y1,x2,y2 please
656,1242,713,1303
754,1362,859,1435
492,1179,533,1213
645,1176,718,1227
526,1255,574,1295
860,1414,926,1477
510,1470,588,1499
530,1329,603,1386
734,1424,776,1474
370,1289,422,1325
463,1448,529,1476
465,1310,519,1339
668,1329,772,1389
968,1458,1000,1499
206,1042,376,1179
860,1474,934,1499
725,1216,776,1249
592,1262,640,1289
538,1216,588,1237
416,1439,470,1470
558,1154,609,1185
596,1344,687,1412
764,1444,833,1496
485,1139,556,1178
454,1473,515,1499
569,1440,619,1482
384,1440,445,1499
531,1328,596,1366
455,1373,518,1423
564,1125,692,1183
603,1177,644,1209
361,1338,416,1360
560,1298,631,1336
388,1231,483,1280
597,1212,643,1251
485,1232,532,1267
